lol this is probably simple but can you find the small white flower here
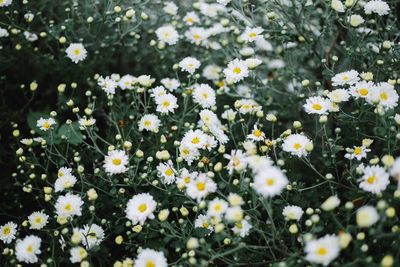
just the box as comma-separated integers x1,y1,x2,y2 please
15,235,42,264
118,74,136,90
70,246,87,263
66,43,87,63
98,76,118,95
0,0,12,8
327,89,350,103
356,205,379,227
232,219,252,237
207,198,228,218
36,117,56,131
155,25,179,45
303,96,332,115
282,205,304,221
103,150,129,174
163,2,178,15
242,27,264,42
252,166,288,198
179,57,201,74
160,78,180,91
332,70,359,86
359,165,390,194
125,193,157,225
79,224,105,249
305,234,340,266
186,173,217,202
224,149,247,174
157,161,176,184
192,84,216,108
55,171,77,192
55,193,84,218
183,11,200,25
223,59,249,83
282,134,312,157
28,211,49,230
364,0,390,16
155,93,178,114
135,248,168,267
247,124,265,142
0,222,17,244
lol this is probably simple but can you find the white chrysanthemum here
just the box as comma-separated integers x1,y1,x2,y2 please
15,235,42,264
55,193,84,218
223,59,249,83
66,43,87,63
225,206,244,222
179,57,200,74
349,81,374,99
244,58,262,69
305,234,340,266
79,224,105,249
344,146,370,160
182,129,209,150
125,193,157,225
138,114,161,132
160,78,180,91
327,89,350,103
252,166,288,197
24,31,38,42
183,11,200,25
232,219,252,237
70,246,87,263
163,2,178,15
207,198,228,218
137,75,155,87
282,134,312,157
185,27,209,45
221,109,237,121
192,84,216,108
55,172,77,192
103,149,128,174
364,0,390,16
151,86,167,98
186,173,217,202
135,248,168,267
0,27,9,37
245,155,273,172
331,70,359,86
282,205,304,221
98,76,118,95
202,64,221,80
224,149,247,174
247,125,265,142
359,165,390,194
321,196,341,211
303,96,332,115
78,117,96,128
242,27,264,42
20,138,33,145
36,117,56,131
367,82,398,109
28,211,48,230
157,161,176,184
199,109,219,127
155,93,178,114
0,0,12,7
350,14,365,27
331,0,345,12
0,222,17,244
176,168,198,188
235,99,261,114
57,167,72,178
155,25,179,45
118,74,136,90
179,144,200,165
356,205,379,227
194,214,213,231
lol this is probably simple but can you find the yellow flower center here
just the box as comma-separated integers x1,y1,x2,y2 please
187,17,193,23
213,204,222,211
253,129,263,137
380,92,388,100
73,49,81,55
43,122,51,129
138,203,147,212
193,34,200,40
35,217,42,224
367,175,376,184
202,222,209,228
184,177,191,183
146,260,155,267
202,93,209,99
233,67,241,74
26,245,33,253
317,247,327,256
58,172,64,177
112,158,122,166
3,227,10,235
358,88,368,96
144,120,151,126
293,143,302,150
266,178,275,186
248,32,257,38
165,168,173,176
341,75,349,81
163,101,170,107
196,182,205,191
191,137,200,144
235,222,243,229
312,103,322,110
182,149,190,156
354,147,362,155
64,203,72,211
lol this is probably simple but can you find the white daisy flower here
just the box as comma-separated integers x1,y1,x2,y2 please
103,149,129,174
232,219,252,237
157,161,176,184
282,134,312,157
150,86,167,98
194,214,213,231
137,75,155,87
182,129,209,150
224,149,247,174
57,167,72,178
66,43,87,63
331,70,359,86
176,168,198,188
118,74,136,90
186,173,217,202
155,25,179,45
28,211,49,230
20,138,33,145
55,193,84,218
303,96,332,115
305,234,340,266
247,124,265,142
245,155,273,173
125,193,157,225
179,57,201,74
202,64,221,80
367,82,398,109
327,89,350,103
0,0,12,7
344,146,370,160
349,81,374,99
79,224,105,249
70,246,87,263
183,11,200,25
55,172,77,192
134,248,168,267
98,76,118,95
138,114,161,132
364,0,390,16
179,144,200,165
185,27,209,45
0,222,17,244
235,99,261,114
223,59,249,83
207,198,228,218
163,2,178,15
282,205,304,221
359,165,390,194
356,205,379,227
160,78,180,91
192,84,216,108
78,117,96,128
36,117,56,131
242,27,264,42
15,235,42,264
252,165,288,197
155,93,178,114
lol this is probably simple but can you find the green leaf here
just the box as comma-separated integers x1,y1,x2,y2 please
57,122,83,145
